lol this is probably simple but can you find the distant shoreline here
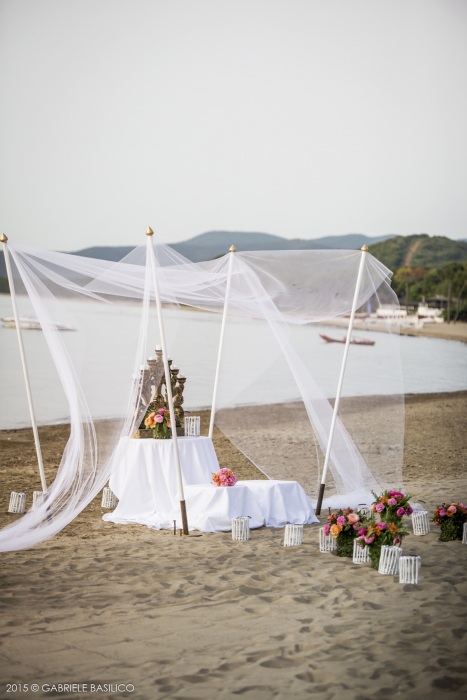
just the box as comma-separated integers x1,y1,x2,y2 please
322,317,467,343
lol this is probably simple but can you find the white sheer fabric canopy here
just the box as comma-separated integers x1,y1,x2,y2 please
0,239,404,551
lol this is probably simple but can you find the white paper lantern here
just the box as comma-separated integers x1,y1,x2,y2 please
319,527,337,553
352,539,370,564
284,524,303,547
8,491,26,514
232,516,250,541
412,510,430,536
399,556,421,584
378,545,403,575
101,486,118,509
32,491,45,509
184,416,201,437
357,506,371,520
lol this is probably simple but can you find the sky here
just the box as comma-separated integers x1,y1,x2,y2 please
1,0,466,252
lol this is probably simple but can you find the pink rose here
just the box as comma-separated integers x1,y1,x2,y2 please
407,506,413,515
157,408,166,415
347,513,360,524
337,516,346,525
396,507,405,517
323,524,331,535
439,508,447,517
378,522,387,530
375,503,385,513
364,536,374,544
358,529,366,536
155,414,164,423
447,505,457,514
387,498,397,506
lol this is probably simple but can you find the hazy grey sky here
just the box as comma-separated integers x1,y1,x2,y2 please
1,0,466,251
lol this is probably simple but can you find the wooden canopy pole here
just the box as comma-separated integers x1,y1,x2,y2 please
315,245,368,515
146,228,188,534
1,234,47,492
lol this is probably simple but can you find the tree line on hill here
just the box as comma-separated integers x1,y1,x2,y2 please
368,234,467,322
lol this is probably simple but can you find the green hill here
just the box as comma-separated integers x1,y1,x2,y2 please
0,232,393,275
368,234,467,269
2,233,464,281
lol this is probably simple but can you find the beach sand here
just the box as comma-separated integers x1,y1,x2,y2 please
0,391,466,699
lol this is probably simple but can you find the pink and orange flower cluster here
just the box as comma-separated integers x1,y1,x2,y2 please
433,502,467,524
356,520,404,547
432,501,467,541
323,508,363,538
212,468,237,487
144,407,171,438
371,489,413,521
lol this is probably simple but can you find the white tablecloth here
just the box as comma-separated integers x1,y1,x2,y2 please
183,481,319,532
103,436,219,523
103,436,319,532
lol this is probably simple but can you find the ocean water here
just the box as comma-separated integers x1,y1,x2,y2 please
1,295,466,429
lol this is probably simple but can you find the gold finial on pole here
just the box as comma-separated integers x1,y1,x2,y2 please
229,244,236,253
361,244,369,252
0,233,8,243
146,227,154,236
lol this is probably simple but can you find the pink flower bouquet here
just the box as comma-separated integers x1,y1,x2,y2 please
323,508,365,557
212,468,237,487
144,408,172,439
433,502,467,541
371,489,413,523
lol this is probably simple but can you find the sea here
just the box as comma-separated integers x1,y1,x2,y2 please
1,295,466,430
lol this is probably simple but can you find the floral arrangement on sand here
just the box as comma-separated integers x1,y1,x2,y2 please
356,519,409,569
212,468,237,487
346,488,413,568
144,408,171,439
323,508,365,557
432,502,467,541
371,489,413,523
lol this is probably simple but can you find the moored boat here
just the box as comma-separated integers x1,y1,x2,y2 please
1,316,75,331
319,334,375,346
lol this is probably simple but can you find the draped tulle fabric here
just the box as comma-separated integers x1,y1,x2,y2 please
0,240,404,550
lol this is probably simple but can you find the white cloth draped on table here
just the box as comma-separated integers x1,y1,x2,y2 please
105,436,218,517
103,436,319,532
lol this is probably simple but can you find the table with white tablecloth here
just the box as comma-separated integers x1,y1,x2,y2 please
103,436,319,532
103,436,218,525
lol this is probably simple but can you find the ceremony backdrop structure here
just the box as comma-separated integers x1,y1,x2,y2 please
0,232,405,551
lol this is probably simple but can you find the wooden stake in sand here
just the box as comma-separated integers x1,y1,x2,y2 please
315,245,368,515
146,228,189,535
209,245,236,439
1,234,47,493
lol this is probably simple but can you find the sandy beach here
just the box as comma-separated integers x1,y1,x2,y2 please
0,387,466,700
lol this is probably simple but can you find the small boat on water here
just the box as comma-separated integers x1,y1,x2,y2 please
319,334,375,346
1,317,75,331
